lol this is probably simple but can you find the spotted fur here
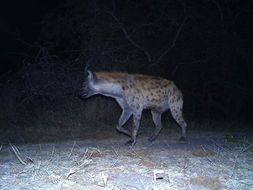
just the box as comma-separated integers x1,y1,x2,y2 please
79,70,187,146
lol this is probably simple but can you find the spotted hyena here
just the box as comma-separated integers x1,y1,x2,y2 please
79,70,187,146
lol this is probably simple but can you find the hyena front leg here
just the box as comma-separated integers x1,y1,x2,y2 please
125,111,142,146
149,110,163,142
116,98,132,136
116,108,132,136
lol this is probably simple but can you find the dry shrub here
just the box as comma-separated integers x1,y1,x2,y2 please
0,48,122,143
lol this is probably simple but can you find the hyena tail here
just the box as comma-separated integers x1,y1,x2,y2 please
168,86,187,141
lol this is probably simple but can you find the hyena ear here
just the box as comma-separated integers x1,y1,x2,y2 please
87,70,93,79
87,70,97,80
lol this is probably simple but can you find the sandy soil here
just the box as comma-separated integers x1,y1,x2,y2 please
0,131,253,190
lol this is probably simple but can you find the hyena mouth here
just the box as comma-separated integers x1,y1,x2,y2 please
78,92,88,100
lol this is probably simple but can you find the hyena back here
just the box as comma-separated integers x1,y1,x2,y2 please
79,70,187,146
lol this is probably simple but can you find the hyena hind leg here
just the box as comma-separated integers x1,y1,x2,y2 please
149,110,162,142
170,107,187,141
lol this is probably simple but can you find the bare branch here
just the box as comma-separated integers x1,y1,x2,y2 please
152,16,187,66
210,0,224,22
170,59,205,78
131,4,167,34
112,0,116,14
105,11,152,63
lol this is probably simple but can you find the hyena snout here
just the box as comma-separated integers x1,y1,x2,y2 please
78,92,86,100
78,87,96,99
78,89,90,99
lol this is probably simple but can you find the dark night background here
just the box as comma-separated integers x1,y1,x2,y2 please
1,0,253,143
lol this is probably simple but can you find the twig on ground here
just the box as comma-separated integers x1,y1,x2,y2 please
211,139,227,151
52,173,87,189
74,142,82,150
39,143,42,151
201,145,215,164
83,147,102,160
111,146,119,157
9,143,27,165
128,146,138,156
80,148,89,160
66,160,92,179
229,142,253,178
92,147,102,157
182,156,189,176
68,141,76,159
141,179,158,190
33,160,42,177
241,143,253,153
66,169,77,179
50,144,55,161
102,172,108,189
230,144,248,179
230,152,239,178
26,156,35,164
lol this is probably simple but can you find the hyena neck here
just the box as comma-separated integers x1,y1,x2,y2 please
91,80,123,98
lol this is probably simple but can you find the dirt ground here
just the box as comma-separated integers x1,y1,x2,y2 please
0,130,253,190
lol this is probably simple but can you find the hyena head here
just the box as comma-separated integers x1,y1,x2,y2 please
78,70,98,99
78,70,123,100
